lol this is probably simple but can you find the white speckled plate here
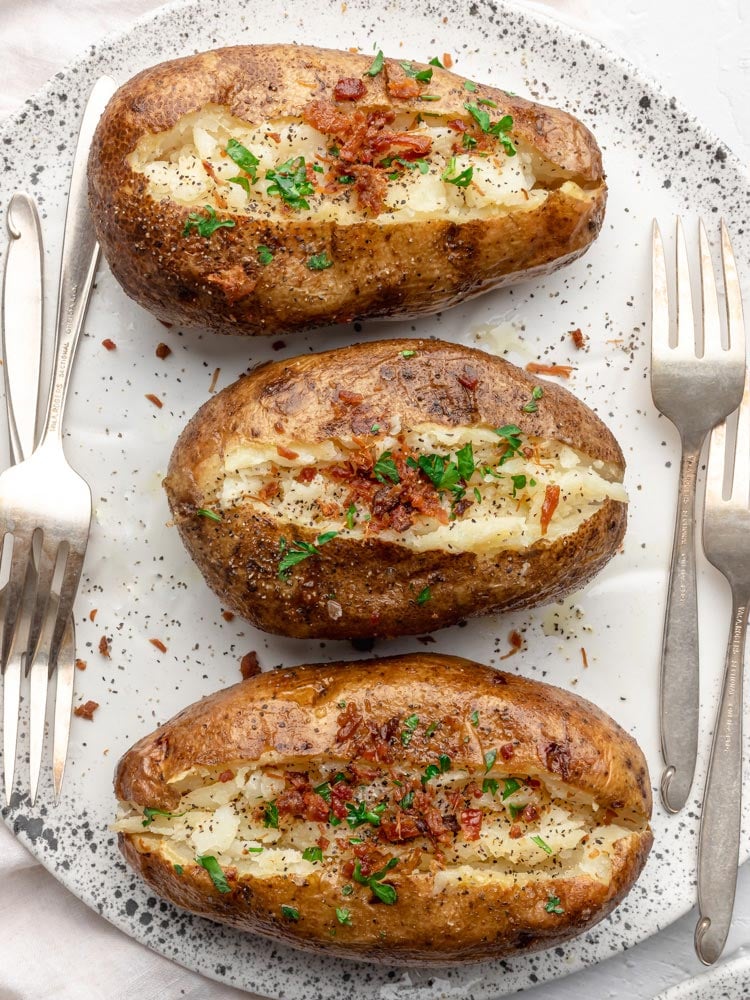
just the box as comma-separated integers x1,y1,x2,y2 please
1,0,749,996
654,949,750,1000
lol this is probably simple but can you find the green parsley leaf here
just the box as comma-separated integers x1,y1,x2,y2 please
173,864,184,875
263,801,279,829
371,881,398,905
353,858,399,904
429,56,444,67
399,62,433,83
484,748,498,773
531,834,553,855
416,586,431,605
482,777,499,797
142,806,186,827
336,907,353,925
425,721,439,737
312,163,324,173
328,812,342,826
464,80,478,92
337,701,347,709
408,453,460,492
226,138,259,180
337,174,355,184
245,846,264,854
328,145,340,157
470,709,479,727
281,904,300,921
346,800,387,829
400,349,416,358
266,156,315,211
441,156,473,187
463,103,517,155
439,754,451,772
401,713,420,746
373,451,400,484
522,384,543,413
473,486,482,503
303,846,324,863
545,895,565,915
346,503,357,530
419,94,441,102
508,802,524,819
502,778,521,800
462,133,478,150
371,423,380,433
196,507,222,522
277,532,338,579
314,781,331,802
456,442,475,482
257,245,274,265
307,252,333,271
416,159,430,174
421,763,441,785
399,790,415,809
477,97,497,108
365,50,384,76
494,424,524,464
511,474,527,495
464,102,491,132
197,855,231,893
228,175,251,194
182,206,235,239
341,884,354,896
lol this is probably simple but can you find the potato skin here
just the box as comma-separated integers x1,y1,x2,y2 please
164,338,627,639
115,653,653,964
88,44,607,337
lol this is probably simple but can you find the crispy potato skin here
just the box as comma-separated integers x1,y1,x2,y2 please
115,654,653,964
88,44,607,336
164,339,627,639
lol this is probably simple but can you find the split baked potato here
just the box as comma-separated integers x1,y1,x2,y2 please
88,44,607,336
114,653,653,964
164,338,627,639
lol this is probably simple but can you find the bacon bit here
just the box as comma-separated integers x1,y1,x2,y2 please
570,327,586,349
89,608,98,622
276,444,300,460
317,835,331,850
240,651,261,680
267,131,281,143
446,117,468,133
525,362,575,379
351,164,389,216
521,803,539,823
101,338,116,351
387,76,420,100
457,371,479,390
207,367,221,394
145,393,163,408
338,389,364,405
98,635,111,658
317,500,340,518
149,638,167,653
155,342,171,359
526,776,542,788
443,52,453,68
509,822,523,839
334,77,367,101
540,484,561,535
218,769,235,783
602,808,618,825
295,466,317,484
336,701,363,741
380,813,422,842
222,610,235,622
499,742,515,761
500,629,523,660
75,658,87,671
257,480,281,503
74,700,99,721
272,340,286,351
201,158,223,184
459,808,483,841
581,646,589,669
273,422,285,435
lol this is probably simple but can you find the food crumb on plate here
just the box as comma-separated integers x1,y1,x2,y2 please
74,700,99,721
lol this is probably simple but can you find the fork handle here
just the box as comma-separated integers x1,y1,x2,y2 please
695,591,748,965
659,438,703,813
38,77,116,445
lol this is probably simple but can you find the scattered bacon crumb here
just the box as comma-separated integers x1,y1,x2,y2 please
338,389,364,405
521,803,539,823
334,77,366,102
570,328,586,350
74,700,99,721
149,638,167,653
222,610,235,622
75,658,87,671
508,823,523,839
218,769,235,783
98,635,111,658
581,647,589,669
208,367,221,394
500,629,523,660
145,393,163,408
525,362,575,379
272,340,286,351
540,484,561,535
267,131,281,143
443,52,453,68
457,371,479,390
387,77,420,99
240,651,261,680
155,342,171,359
89,609,98,622
499,742,515,761
277,444,300,460
101,338,116,351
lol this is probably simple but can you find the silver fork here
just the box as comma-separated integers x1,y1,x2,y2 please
695,372,750,966
651,218,746,813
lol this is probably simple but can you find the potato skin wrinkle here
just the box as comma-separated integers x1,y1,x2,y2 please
163,338,627,639
87,44,606,337
115,653,652,965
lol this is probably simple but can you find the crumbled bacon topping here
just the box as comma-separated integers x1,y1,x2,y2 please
155,342,172,359
101,338,116,351
74,700,99,721
333,77,367,101
240,651,261,679
98,635,111,658
276,444,299,460
386,76,420,100
459,808,483,841
336,701,363,742
525,362,575,379
149,638,167,653
570,328,586,350
540,484,561,535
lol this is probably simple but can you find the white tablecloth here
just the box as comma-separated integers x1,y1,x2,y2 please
1,2,749,998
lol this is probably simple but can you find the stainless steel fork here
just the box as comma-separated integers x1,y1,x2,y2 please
651,219,746,813
695,372,750,965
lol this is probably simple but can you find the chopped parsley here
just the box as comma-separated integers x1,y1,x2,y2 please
196,507,222,522
508,802,524,820
429,56,444,67
462,133,478,150
399,790,415,809
337,174,355,183
266,156,315,210
421,754,451,785
477,97,497,108
464,80,478,92
470,710,479,727
346,800,387,829
400,349,417,357
277,531,338,579
511,474,527,495
307,252,333,271
245,846,264,854
463,103,517,155
482,777,499,796
416,586,431,605
400,61,433,83
494,424,524,464
502,778,521,800
336,907,353,925
257,245,274,265
401,714,420,746
302,846,324,863
142,806,186,827
373,451,400,484
531,834,553,855
545,895,565,915
473,486,482,503
365,50,384,76
441,156,473,187
522,385,544,413
182,206,235,238
353,857,398,904
173,864,184,875
263,801,279,829
484,748,498,773
197,855,231,894
281,904,300,921
226,138,259,180
371,423,380,433
228,175,251,194
419,94,441,102
346,503,357,529
341,884,354,897
425,721,439,737
456,442,475,481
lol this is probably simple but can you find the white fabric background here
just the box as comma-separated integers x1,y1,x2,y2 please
1,2,749,998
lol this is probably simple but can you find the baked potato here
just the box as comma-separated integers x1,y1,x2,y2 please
164,338,627,639
88,44,606,337
114,652,653,964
